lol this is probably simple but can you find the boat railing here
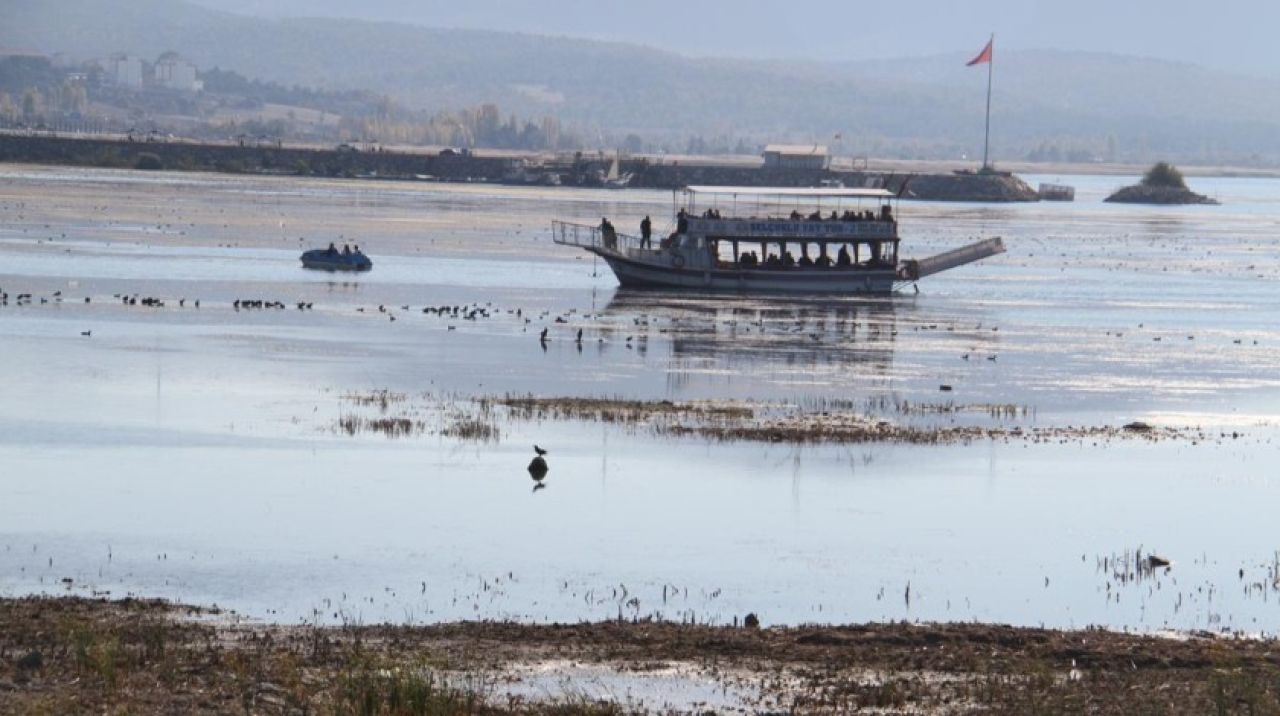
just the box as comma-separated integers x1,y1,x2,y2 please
552,221,649,254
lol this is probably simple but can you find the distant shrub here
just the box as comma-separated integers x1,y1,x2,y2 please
215,158,247,173
88,148,129,168
134,152,163,170
1141,162,1187,190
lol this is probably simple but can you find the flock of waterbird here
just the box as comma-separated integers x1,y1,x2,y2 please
2,281,1264,367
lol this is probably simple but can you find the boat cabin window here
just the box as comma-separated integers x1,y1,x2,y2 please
678,235,705,251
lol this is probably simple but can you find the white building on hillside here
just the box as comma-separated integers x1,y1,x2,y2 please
154,52,202,92
106,54,144,89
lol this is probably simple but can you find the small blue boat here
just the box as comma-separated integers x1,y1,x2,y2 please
301,246,372,272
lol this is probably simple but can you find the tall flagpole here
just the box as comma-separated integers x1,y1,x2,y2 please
982,34,994,171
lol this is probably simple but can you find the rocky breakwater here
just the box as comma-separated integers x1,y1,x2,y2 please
902,170,1039,202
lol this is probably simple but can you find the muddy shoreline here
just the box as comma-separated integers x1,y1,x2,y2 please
3,596,1279,714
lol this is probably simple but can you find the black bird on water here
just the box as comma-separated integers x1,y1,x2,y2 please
528,444,549,482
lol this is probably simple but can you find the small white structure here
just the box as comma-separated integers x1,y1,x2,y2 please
154,53,202,92
106,54,144,89
762,144,830,170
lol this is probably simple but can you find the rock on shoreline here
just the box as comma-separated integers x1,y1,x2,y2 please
1105,184,1220,205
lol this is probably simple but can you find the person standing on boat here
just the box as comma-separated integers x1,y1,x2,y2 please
640,216,652,249
676,209,688,234
600,218,617,250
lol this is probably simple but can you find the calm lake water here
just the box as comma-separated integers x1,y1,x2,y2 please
1,165,1278,632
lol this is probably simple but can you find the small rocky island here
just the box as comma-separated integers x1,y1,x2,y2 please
1105,162,1219,205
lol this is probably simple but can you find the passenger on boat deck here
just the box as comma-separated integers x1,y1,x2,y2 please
798,254,814,267
808,211,822,221
327,242,337,254
789,210,802,220
864,210,874,221
829,211,838,221
765,253,781,267
600,217,617,249
881,205,893,221
677,209,689,234
837,245,852,266
782,250,796,267
739,251,758,268
640,216,652,248
342,244,351,255
816,253,833,267
842,210,856,221
354,244,361,254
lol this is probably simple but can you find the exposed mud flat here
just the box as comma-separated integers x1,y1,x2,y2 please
344,392,1236,447
4,596,1280,715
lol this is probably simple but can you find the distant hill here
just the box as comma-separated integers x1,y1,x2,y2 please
5,0,1280,164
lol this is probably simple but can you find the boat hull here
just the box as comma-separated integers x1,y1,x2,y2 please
595,250,897,294
300,250,372,272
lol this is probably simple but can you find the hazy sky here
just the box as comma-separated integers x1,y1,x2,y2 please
193,0,1280,75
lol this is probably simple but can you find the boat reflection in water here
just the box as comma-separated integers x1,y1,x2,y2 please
602,290,898,396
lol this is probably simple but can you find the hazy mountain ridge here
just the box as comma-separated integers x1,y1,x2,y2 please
5,0,1280,162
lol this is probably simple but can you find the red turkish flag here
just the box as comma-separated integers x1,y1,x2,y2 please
966,38,993,66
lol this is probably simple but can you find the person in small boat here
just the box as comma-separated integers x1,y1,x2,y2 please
354,244,361,254
327,242,337,255
342,244,352,255
837,245,852,267
640,216,652,249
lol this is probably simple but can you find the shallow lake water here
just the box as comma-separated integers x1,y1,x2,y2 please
1,165,1278,633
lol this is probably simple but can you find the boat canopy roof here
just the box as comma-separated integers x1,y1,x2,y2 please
684,185,894,199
